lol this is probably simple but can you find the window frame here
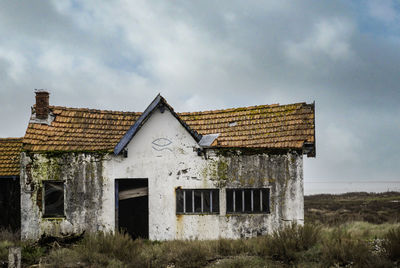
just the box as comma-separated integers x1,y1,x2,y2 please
176,188,220,215
42,180,65,218
226,188,270,214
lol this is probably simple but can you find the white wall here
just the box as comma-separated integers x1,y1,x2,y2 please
102,108,304,240
20,107,304,240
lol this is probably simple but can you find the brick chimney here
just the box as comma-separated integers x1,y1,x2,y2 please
35,90,50,119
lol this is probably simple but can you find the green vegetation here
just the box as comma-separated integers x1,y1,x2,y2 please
305,191,400,225
0,192,399,267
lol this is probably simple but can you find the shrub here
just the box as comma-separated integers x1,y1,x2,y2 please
217,238,246,256
382,226,400,261
321,228,379,267
77,231,146,267
265,223,321,263
22,243,46,265
152,240,214,268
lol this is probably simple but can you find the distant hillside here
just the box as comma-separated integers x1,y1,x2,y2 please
305,191,400,225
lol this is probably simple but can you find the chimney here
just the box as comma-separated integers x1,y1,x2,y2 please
35,90,50,119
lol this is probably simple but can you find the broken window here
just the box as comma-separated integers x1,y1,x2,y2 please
176,189,219,214
226,188,270,214
43,181,64,217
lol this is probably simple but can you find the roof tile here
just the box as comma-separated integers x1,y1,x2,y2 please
0,138,22,176
22,102,315,152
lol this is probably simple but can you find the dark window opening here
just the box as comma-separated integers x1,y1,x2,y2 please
176,189,219,214
194,191,202,213
176,190,184,213
226,188,270,214
43,181,64,217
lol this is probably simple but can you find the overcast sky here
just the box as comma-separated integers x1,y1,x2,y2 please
0,0,399,183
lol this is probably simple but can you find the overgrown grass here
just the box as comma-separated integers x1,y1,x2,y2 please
382,225,400,261
44,222,400,267
2,222,400,267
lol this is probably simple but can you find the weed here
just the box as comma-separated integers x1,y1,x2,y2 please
265,223,321,263
22,243,46,265
321,227,379,267
382,225,400,261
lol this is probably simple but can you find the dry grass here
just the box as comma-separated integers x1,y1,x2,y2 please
305,191,400,225
1,192,399,267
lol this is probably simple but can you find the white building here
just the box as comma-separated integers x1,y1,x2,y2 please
18,91,315,240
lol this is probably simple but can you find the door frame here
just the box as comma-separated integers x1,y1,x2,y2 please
114,178,149,237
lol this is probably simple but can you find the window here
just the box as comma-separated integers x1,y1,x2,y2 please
226,188,270,214
43,181,64,217
176,189,219,214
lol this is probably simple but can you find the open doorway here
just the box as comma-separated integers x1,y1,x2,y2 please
0,177,21,231
115,179,148,239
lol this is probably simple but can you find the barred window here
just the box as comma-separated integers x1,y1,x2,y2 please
226,188,270,214
176,189,219,214
43,181,64,217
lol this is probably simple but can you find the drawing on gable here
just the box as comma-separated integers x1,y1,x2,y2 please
0,90,315,241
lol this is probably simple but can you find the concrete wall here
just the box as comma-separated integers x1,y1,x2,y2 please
20,108,304,240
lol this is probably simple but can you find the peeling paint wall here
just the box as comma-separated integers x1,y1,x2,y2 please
20,152,106,240
21,108,304,240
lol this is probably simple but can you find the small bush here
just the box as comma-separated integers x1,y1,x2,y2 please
152,240,214,268
22,243,46,265
217,238,246,256
322,228,377,267
382,226,400,261
265,223,321,263
76,231,146,267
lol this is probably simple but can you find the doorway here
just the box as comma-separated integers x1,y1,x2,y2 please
0,177,21,231
115,179,148,239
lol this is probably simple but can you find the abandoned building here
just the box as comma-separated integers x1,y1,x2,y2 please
0,91,315,240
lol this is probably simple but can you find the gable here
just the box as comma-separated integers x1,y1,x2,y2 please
114,94,201,155
124,107,200,158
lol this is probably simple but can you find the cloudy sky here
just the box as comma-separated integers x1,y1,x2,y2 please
1,0,399,185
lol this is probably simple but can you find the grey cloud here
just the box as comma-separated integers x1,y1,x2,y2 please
0,0,399,182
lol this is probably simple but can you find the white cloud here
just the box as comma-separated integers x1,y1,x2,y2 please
368,0,398,24
285,18,354,65
0,47,27,81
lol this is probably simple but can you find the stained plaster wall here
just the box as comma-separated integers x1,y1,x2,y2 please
103,108,304,240
20,152,105,240
20,108,304,240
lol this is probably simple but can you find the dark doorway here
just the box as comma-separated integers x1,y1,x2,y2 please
0,177,21,231
115,179,148,239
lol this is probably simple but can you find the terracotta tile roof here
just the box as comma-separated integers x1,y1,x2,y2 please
180,102,315,150
23,106,141,152
22,102,315,153
0,138,22,176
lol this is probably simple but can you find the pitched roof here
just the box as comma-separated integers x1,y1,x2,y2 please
180,102,315,151
0,138,22,177
22,100,315,155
